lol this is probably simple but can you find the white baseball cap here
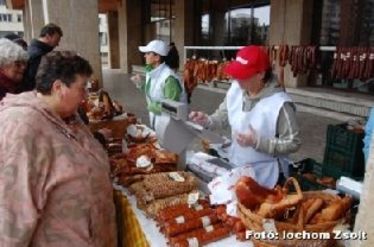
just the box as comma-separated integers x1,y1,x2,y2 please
138,40,169,56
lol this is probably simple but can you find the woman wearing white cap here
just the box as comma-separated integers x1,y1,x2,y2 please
134,39,187,130
189,45,301,189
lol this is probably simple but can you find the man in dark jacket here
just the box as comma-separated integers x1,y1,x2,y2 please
21,23,63,92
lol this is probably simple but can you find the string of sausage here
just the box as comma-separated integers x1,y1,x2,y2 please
364,48,374,80
157,200,211,222
162,213,220,237
183,59,198,96
279,44,289,67
216,205,246,240
289,45,317,77
331,47,374,80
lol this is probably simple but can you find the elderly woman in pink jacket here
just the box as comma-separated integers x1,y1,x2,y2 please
0,38,28,100
0,51,116,247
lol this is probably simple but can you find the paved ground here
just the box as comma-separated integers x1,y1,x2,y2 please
103,69,341,163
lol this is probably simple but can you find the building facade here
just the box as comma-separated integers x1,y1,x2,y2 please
99,13,109,66
0,0,23,37
0,0,110,67
5,0,374,92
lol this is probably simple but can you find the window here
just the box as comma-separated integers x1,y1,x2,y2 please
0,14,14,22
319,0,341,45
148,0,175,42
199,1,270,46
225,5,270,45
99,32,108,46
17,14,22,22
201,14,210,43
311,0,374,92
150,0,173,23
318,0,374,46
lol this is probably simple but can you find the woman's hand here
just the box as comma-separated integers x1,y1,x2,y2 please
130,74,143,88
234,125,258,147
189,111,209,127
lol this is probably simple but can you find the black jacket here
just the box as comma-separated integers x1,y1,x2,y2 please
20,39,54,92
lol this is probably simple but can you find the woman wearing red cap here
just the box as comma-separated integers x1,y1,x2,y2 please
190,45,300,188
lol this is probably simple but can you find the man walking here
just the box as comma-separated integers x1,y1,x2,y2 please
21,23,63,91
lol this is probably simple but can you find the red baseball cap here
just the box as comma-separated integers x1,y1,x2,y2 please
224,45,270,80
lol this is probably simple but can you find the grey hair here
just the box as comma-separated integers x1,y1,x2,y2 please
0,38,28,67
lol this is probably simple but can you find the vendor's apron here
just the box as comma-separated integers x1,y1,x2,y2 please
227,81,292,188
146,63,187,133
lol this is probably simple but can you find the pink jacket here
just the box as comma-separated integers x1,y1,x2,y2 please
0,92,117,247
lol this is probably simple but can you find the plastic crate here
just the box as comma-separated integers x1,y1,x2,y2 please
323,145,365,179
323,124,365,179
325,124,364,154
322,164,363,181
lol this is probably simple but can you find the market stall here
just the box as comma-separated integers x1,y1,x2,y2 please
84,91,360,247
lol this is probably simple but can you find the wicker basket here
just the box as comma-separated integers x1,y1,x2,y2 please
238,203,303,232
237,178,342,247
252,238,336,247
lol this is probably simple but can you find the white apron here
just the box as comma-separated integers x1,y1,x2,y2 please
145,63,187,132
226,81,292,188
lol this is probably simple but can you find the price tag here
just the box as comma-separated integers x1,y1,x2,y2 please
93,98,100,107
201,216,211,227
153,142,162,150
262,218,277,233
136,155,152,168
86,80,92,89
175,216,185,224
141,127,152,137
168,172,185,182
193,204,203,211
187,192,199,206
204,225,214,233
127,125,138,137
122,139,128,153
187,237,199,247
